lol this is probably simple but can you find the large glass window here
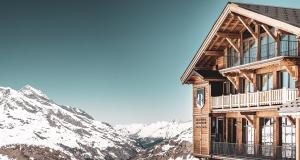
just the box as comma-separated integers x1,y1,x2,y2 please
243,39,256,64
282,117,296,159
260,34,275,60
243,119,254,154
261,118,274,157
260,73,273,91
228,47,239,67
280,34,298,56
279,70,296,89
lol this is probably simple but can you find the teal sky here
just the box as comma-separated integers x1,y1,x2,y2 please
0,0,300,124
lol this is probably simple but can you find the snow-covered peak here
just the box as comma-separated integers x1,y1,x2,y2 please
19,85,49,100
0,85,139,159
115,120,192,139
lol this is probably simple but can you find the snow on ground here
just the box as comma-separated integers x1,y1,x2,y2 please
0,154,15,160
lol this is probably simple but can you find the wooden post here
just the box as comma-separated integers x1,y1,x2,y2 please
236,117,243,144
273,117,281,159
296,118,300,160
255,24,261,61
254,116,260,156
275,29,280,56
226,117,229,143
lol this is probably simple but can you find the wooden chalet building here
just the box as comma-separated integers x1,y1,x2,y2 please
180,2,300,160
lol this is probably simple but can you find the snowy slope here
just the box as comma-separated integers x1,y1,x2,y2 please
115,121,192,139
0,85,139,160
131,124,195,160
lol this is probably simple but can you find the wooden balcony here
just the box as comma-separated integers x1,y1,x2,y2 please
211,88,298,111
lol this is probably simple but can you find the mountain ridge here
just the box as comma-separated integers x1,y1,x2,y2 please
0,85,194,160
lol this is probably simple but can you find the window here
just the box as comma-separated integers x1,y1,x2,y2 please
260,33,275,60
243,119,254,154
196,88,205,108
279,70,295,89
228,47,239,67
259,73,273,91
280,34,297,56
241,78,254,93
282,117,296,159
243,39,256,64
261,118,274,156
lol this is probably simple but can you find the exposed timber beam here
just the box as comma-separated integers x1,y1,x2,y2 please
208,36,220,50
237,16,258,40
240,112,256,115
227,76,239,89
223,14,235,30
240,71,254,84
225,38,240,54
261,24,277,41
287,115,296,125
194,66,213,70
201,56,211,66
217,31,240,39
281,61,298,81
205,50,224,56
244,115,254,126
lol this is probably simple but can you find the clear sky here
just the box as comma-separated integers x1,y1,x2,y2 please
0,0,300,124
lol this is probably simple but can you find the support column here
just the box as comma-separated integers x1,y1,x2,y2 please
236,117,243,144
226,117,229,143
296,118,300,160
254,116,260,156
255,24,261,61
273,117,281,158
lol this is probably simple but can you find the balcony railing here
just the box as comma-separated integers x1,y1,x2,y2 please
225,41,298,68
212,142,296,159
211,88,298,110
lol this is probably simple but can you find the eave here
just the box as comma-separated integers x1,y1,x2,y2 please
181,2,300,84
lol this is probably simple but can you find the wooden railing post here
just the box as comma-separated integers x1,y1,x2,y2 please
269,90,272,106
222,95,224,109
256,91,260,107
229,94,232,109
238,93,240,108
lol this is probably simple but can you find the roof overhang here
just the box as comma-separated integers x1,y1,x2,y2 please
181,2,300,84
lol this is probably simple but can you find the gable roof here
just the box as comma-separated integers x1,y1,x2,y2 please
181,2,300,84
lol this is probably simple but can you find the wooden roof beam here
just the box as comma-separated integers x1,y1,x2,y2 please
287,115,296,125
261,24,277,41
227,76,239,90
217,31,240,39
237,16,258,40
205,50,224,56
208,36,220,50
225,38,240,54
201,56,211,66
240,71,254,84
281,61,298,81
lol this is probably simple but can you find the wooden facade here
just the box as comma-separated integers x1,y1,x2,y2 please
181,2,300,160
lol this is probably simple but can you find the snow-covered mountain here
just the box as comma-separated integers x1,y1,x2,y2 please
0,85,194,160
115,121,191,139
115,121,194,160
0,85,139,159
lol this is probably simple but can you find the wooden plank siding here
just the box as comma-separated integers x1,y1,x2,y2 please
192,82,211,156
